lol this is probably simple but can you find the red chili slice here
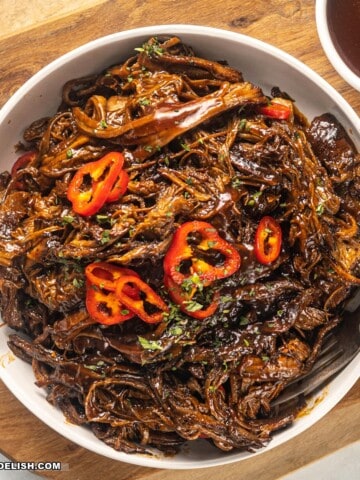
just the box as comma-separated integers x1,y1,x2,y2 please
115,275,169,324
254,216,282,264
259,102,291,120
85,281,135,324
163,221,241,286
85,262,139,292
106,169,129,203
85,262,140,324
67,151,124,216
164,274,219,320
11,151,37,189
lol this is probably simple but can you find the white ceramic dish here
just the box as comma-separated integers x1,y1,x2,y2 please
316,0,360,92
0,25,359,469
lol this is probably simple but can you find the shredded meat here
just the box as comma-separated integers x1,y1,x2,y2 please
0,35,359,456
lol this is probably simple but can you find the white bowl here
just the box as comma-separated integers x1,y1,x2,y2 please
0,25,359,469
316,0,360,91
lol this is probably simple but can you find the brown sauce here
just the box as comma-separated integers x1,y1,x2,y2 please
327,0,360,76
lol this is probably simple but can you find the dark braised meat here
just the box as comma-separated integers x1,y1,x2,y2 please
1,35,359,456
307,113,360,222
307,112,358,183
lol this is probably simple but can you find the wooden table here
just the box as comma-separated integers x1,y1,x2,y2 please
0,1,359,479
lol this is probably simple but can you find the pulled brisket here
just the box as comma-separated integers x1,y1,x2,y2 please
1,36,359,456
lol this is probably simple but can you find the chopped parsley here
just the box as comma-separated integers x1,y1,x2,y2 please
100,230,111,244
183,300,203,312
72,278,84,289
181,273,204,293
246,190,262,206
239,316,249,326
238,118,248,131
169,325,183,336
61,215,75,225
181,143,191,152
138,336,163,351
66,148,74,159
316,203,325,216
134,39,164,56
232,177,243,189
96,214,113,225
138,97,151,106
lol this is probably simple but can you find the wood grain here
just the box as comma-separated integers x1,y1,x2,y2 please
0,380,359,479
0,1,359,479
0,0,359,114
0,0,107,41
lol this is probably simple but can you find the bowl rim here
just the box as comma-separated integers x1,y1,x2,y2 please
0,24,359,470
1,24,359,130
315,0,360,92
